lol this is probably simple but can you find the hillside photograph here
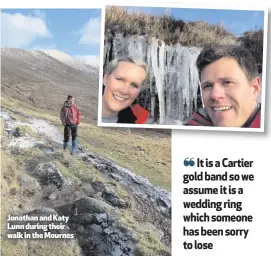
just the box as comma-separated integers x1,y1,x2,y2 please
1,9,171,256
102,6,265,125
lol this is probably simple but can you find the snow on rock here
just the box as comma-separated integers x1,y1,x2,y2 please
39,50,75,63
1,110,43,148
1,109,62,148
29,118,63,144
0,111,13,121
9,137,45,149
38,50,98,75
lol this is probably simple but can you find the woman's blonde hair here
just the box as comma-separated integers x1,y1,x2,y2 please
105,57,148,76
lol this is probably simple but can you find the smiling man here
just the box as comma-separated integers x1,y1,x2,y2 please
102,57,149,124
186,45,261,128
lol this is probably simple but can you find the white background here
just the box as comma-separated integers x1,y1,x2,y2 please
1,0,270,256
172,1,271,255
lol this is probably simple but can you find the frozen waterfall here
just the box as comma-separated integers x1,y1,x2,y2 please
104,34,201,125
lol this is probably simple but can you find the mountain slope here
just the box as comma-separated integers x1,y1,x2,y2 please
39,50,99,75
1,48,99,122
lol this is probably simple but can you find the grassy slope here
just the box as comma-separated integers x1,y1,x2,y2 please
1,96,171,255
1,117,83,255
1,96,171,191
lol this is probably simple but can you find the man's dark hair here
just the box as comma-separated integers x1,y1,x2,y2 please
196,45,259,82
67,95,73,100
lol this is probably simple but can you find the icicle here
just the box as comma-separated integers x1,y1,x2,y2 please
147,44,155,119
150,38,166,124
158,40,165,124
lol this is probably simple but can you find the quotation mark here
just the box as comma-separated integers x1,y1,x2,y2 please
184,157,195,167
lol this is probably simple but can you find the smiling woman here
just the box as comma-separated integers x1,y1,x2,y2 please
102,57,150,124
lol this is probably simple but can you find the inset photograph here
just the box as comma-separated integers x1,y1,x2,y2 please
98,5,268,131
1,8,171,256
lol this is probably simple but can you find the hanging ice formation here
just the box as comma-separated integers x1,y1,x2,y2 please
104,33,201,125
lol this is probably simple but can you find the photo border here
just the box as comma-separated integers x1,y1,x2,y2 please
98,3,268,133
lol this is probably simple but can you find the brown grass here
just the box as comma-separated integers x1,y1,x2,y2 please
180,21,237,47
239,29,263,73
105,6,237,47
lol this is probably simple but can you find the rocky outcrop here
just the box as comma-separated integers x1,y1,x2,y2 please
80,150,171,218
102,186,131,209
57,198,137,256
32,162,71,188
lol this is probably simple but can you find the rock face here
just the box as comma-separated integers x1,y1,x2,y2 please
14,126,24,137
81,151,171,219
67,197,115,215
57,198,137,256
104,34,202,124
79,149,172,247
102,186,131,209
32,162,69,188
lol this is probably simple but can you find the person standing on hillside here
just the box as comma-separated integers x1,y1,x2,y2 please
60,95,81,154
